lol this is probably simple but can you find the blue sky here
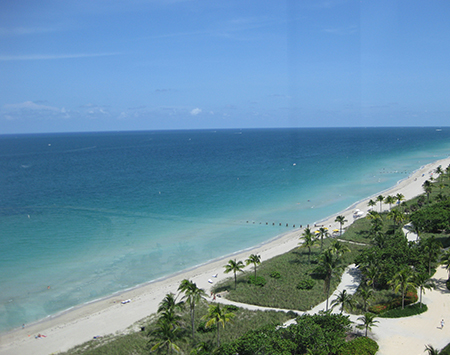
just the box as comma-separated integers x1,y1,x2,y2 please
1,0,449,133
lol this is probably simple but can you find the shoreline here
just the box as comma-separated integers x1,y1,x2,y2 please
1,156,449,355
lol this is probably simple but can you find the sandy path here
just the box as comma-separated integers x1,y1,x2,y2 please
1,157,449,355
213,265,450,355
372,266,450,355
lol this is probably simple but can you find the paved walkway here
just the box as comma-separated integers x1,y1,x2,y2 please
209,228,450,353
211,264,361,327
211,261,450,354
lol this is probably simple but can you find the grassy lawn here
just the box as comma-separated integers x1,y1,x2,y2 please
61,176,450,354
378,303,428,318
212,239,366,311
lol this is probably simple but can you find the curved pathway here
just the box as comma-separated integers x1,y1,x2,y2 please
210,263,450,355
211,264,361,326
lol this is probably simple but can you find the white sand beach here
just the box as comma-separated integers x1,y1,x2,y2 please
1,157,449,355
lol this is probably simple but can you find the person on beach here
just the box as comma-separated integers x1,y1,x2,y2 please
441,319,445,329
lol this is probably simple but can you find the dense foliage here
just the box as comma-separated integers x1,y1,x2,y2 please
368,290,417,314
62,165,450,354
410,199,450,233
378,302,427,318
217,313,352,355
338,336,379,355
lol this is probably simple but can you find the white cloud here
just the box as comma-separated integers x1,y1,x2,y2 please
190,108,202,116
4,101,60,111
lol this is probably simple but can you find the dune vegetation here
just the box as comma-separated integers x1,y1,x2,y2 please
61,166,450,354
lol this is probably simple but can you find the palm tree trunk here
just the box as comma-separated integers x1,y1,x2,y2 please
420,287,423,308
254,264,257,280
325,274,331,311
234,272,237,290
191,306,195,338
217,325,220,347
402,289,405,309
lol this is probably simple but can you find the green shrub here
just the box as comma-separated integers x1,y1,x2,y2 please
248,275,267,287
270,271,282,279
296,278,315,290
287,310,298,318
379,303,428,318
447,279,450,291
369,290,417,314
440,342,450,355
339,336,379,355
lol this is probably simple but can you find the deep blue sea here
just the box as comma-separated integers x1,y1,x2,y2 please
1,127,449,332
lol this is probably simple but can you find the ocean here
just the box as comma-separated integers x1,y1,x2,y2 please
1,127,449,332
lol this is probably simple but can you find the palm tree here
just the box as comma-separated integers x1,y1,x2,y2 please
435,166,444,183
150,293,185,354
424,186,433,203
366,210,381,221
371,229,386,249
335,215,347,236
148,321,184,354
423,179,432,188
178,279,206,339
376,195,384,212
367,199,376,211
421,236,442,275
362,265,378,290
413,272,434,308
330,289,354,314
440,250,450,280
384,195,396,210
202,304,235,347
329,240,351,258
317,227,329,251
387,209,405,227
388,266,415,309
422,180,433,203
315,248,344,311
157,296,184,331
245,254,261,281
356,285,373,312
158,292,184,315
298,228,317,264
424,344,440,355
357,313,379,337
396,193,405,206
224,259,245,290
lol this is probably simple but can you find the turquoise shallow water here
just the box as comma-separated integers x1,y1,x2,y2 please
1,127,449,331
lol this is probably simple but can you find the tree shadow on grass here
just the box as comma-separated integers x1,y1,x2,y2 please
290,250,311,264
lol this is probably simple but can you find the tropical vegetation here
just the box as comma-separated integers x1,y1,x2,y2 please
60,163,450,354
